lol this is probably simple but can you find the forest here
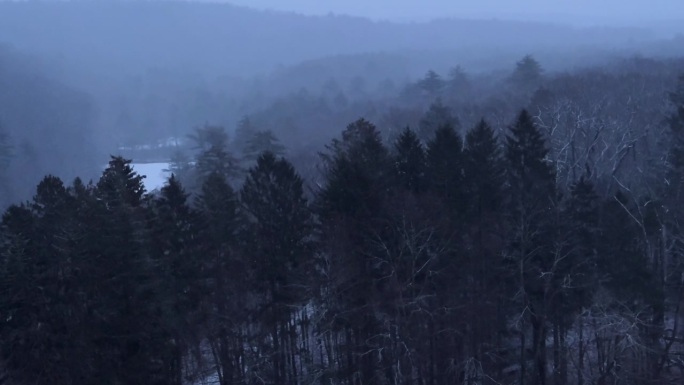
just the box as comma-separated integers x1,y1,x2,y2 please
2,1,684,385
1,53,684,384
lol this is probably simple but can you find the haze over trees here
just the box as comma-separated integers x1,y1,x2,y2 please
1,1,684,384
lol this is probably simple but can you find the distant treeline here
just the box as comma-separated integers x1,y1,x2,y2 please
1,66,684,383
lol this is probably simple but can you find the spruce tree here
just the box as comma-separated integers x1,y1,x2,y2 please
90,156,161,384
463,119,505,217
418,100,459,142
242,130,286,162
425,122,465,216
419,70,444,95
240,152,313,384
505,109,557,385
510,54,544,87
0,204,42,384
461,119,507,374
194,172,246,385
232,116,257,154
190,125,240,183
316,118,391,384
392,126,427,194
150,174,201,385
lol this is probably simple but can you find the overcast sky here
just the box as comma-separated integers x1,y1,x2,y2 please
224,0,682,25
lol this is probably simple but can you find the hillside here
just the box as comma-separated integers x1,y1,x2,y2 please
0,1,657,79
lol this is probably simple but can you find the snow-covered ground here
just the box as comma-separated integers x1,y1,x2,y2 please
131,163,171,193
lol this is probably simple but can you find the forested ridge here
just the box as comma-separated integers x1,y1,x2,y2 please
2,54,684,385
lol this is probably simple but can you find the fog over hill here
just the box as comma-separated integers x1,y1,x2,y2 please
0,1,662,79
0,0,683,201
227,0,684,26
4,2,684,385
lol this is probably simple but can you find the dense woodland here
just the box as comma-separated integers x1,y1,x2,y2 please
1,51,684,385
2,2,684,384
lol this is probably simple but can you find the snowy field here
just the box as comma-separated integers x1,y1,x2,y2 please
131,163,171,193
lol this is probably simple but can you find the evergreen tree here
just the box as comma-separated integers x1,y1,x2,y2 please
149,175,201,385
90,156,163,384
316,118,391,384
0,204,42,384
425,122,464,216
460,119,508,376
463,119,505,217
232,115,257,153
0,177,91,384
195,172,246,385
448,65,470,91
419,70,444,95
165,148,194,188
418,100,459,142
242,130,286,162
510,54,544,86
392,126,427,194
240,152,313,384
318,118,390,218
505,109,556,385
190,125,240,182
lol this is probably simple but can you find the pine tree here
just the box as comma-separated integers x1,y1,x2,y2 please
242,130,286,162
419,70,444,95
240,152,313,384
232,115,257,153
195,172,246,385
461,119,508,375
418,100,459,142
165,148,194,188
90,156,162,384
0,204,42,384
318,118,390,218
316,118,391,384
392,127,427,194
463,119,505,217
190,125,240,183
505,109,557,385
97,156,147,207
150,175,201,385
0,176,91,384
425,122,465,216
510,54,544,86
448,65,470,91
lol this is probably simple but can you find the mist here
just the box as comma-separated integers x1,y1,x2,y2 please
0,0,680,201
2,1,684,384
227,0,684,26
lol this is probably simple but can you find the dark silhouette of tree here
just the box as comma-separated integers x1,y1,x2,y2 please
392,127,427,194
90,156,162,384
240,152,314,384
463,119,505,217
426,122,465,216
232,116,257,154
149,175,202,385
242,130,286,162
194,172,246,385
510,54,544,87
418,100,459,143
316,118,391,384
505,109,556,385
419,70,444,95
190,125,240,183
